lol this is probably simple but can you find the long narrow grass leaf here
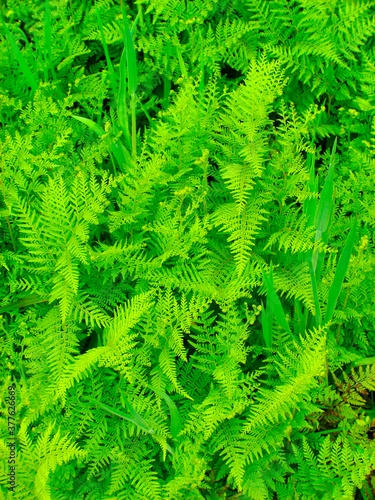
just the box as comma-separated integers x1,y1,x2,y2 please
138,99,157,130
303,151,318,230
44,0,57,82
146,384,182,440
336,356,375,383
311,139,337,273
121,393,154,434
175,44,188,80
71,115,105,136
307,257,322,329
95,5,119,105
198,51,205,112
165,443,174,456
122,8,137,96
87,395,154,435
261,262,274,349
293,297,308,337
117,47,130,147
261,262,299,345
261,299,272,349
323,217,358,325
0,295,49,314
71,115,130,173
163,75,171,110
130,7,142,37
0,15,38,93
314,137,337,234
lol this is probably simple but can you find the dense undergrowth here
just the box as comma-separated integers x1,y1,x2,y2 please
0,0,375,498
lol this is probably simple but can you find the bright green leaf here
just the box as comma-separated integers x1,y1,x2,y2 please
87,395,154,435
324,217,358,326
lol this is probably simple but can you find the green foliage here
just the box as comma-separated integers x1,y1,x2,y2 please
0,0,375,499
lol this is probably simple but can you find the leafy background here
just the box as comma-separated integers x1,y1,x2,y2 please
0,0,375,499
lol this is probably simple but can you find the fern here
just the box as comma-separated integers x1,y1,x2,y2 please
0,0,374,498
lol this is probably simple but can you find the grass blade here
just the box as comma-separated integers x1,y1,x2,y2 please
341,356,375,381
125,11,138,161
130,8,142,37
146,383,182,441
43,0,57,83
307,256,322,329
163,41,172,110
260,262,300,345
71,115,131,174
175,44,188,80
312,137,337,272
163,74,171,110
0,294,49,314
71,115,104,136
87,395,154,435
293,297,309,337
260,263,274,349
95,5,119,107
117,47,131,151
122,10,137,96
314,137,337,234
303,139,341,330
261,298,272,349
121,392,154,434
117,4,142,161
0,13,38,94
138,99,157,131
303,150,319,228
323,216,358,326
198,50,206,113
